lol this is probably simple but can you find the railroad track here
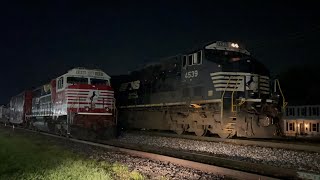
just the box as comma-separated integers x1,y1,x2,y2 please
130,130,320,154
3,125,319,180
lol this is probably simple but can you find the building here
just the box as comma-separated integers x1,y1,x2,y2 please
283,105,320,138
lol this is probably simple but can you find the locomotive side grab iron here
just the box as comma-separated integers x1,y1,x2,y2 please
113,41,286,138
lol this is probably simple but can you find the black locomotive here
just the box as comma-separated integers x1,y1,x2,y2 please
112,41,285,138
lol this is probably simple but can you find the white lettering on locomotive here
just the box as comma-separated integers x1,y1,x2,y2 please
185,70,199,79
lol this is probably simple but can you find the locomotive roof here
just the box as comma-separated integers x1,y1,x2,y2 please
65,67,111,79
183,41,250,55
128,41,251,73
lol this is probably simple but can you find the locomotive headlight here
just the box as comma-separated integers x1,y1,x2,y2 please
231,43,239,48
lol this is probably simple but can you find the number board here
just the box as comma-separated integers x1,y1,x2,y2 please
216,41,228,47
185,70,199,79
75,70,104,77
94,71,103,76
76,70,87,75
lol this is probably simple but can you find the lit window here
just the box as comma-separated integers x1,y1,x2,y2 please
310,123,311,131
289,122,295,131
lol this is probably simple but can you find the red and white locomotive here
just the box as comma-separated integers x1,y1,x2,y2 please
9,67,116,138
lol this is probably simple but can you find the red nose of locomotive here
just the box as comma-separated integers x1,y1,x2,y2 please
66,84,114,115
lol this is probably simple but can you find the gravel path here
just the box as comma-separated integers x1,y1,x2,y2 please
1,127,224,180
117,132,320,173
58,139,224,180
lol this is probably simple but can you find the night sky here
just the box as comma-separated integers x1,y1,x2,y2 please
1,1,319,104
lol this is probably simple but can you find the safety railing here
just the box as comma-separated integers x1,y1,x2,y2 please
274,79,288,110
221,76,232,119
231,76,243,113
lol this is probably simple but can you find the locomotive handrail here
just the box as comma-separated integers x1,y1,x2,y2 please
221,77,232,119
275,79,287,110
231,76,242,113
221,76,231,99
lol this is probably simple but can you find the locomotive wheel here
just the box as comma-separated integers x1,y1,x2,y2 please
194,125,207,136
171,123,184,135
218,132,231,139
175,128,184,135
177,124,185,135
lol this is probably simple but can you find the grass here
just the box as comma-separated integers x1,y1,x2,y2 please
0,129,145,180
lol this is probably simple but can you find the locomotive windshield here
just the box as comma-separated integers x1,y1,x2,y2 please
204,49,269,76
91,78,109,85
67,77,88,84
204,49,250,64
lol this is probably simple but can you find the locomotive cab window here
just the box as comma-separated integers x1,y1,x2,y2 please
193,51,202,65
67,77,88,85
57,77,64,89
182,55,187,68
188,55,193,66
91,78,110,85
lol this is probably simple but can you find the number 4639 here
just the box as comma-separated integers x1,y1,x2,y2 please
185,70,198,78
